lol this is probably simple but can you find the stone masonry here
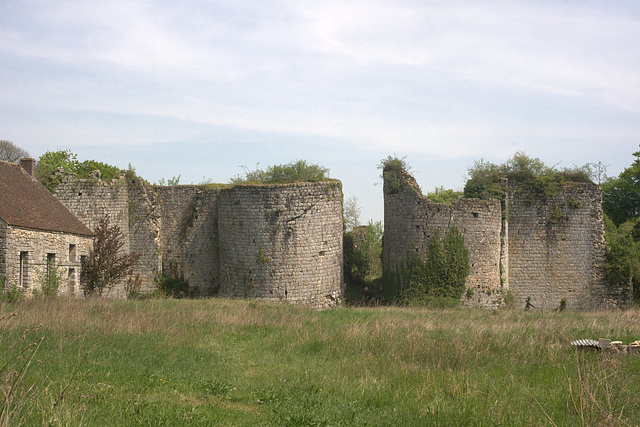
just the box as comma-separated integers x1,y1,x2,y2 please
383,168,631,309
383,169,503,307
218,182,343,309
54,173,344,308
1,224,92,295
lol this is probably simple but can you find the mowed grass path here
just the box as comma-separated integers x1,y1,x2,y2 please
2,298,640,426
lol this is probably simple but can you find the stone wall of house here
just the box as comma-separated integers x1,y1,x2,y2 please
383,169,503,307
1,226,91,295
218,182,344,308
507,183,630,310
0,219,6,280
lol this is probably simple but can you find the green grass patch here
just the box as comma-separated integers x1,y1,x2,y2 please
1,299,640,425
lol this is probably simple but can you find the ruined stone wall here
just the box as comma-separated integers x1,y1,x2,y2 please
54,174,130,251
55,174,135,296
2,226,91,295
218,181,344,309
53,174,344,307
126,177,161,292
507,183,628,310
156,185,222,295
383,170,503,307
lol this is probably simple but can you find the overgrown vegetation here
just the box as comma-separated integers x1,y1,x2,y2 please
425,186,464,204
157,175,181,186
389,227,470,306
464,151,592,200
81,215,140,297
38,262,62,299
378,155,412,195
36,149,120,191
0,276,25,303
0,313,46,425
600,147,640,301
343,221,383,285
1,298,639,425
229,160,330,184
154,266,198,298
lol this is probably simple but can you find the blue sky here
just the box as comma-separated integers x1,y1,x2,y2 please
1,0,639,223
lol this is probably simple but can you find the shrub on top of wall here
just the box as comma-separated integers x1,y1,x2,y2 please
464,151,592,201
378,155,413,195
229,160,331,184
36,149,121,192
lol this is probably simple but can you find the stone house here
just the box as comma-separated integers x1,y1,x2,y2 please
0,159,93,296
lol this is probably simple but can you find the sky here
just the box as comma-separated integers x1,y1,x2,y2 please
1,0,639,224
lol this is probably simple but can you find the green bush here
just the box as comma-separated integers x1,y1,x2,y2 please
344,221,383,284
230,160,330,184
1,277,25,303
464,151,591,200
425,186,464,204
378,155,412,195
40,264,62,298
154,268,198,298
36,150,120,192
385,227,470,306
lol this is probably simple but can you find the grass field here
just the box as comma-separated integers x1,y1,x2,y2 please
1,298,639,426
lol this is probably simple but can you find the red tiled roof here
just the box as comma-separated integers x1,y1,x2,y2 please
0,161,93,236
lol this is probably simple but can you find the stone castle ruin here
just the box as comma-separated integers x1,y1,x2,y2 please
383,168,632,310
3,155,631,311
53,171,344,309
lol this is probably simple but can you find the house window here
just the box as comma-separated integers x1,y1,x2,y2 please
68,268,76,294
80,255,87,288
47,253,56,280
69,244,77,263
19,251,29,288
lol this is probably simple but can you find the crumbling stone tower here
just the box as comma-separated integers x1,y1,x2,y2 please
382,166,631,309
54,172,344,308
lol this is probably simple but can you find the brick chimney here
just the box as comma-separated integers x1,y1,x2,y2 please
19,158,36,178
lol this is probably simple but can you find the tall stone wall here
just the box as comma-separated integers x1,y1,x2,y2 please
383,169,503,307
54,174,130,252
126,176,161,292
156,185,222,295
218,181,344,309
383,167,630,310
53,173,344,307
55,174,136,296
507,183,630,310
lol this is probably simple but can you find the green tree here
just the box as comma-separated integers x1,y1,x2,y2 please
344,221,383,284
603,215,640,299
601,149,640,226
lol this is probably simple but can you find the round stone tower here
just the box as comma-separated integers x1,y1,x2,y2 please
217,181,343,308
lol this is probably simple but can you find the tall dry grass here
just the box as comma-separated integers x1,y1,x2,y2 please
0,298,639,425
